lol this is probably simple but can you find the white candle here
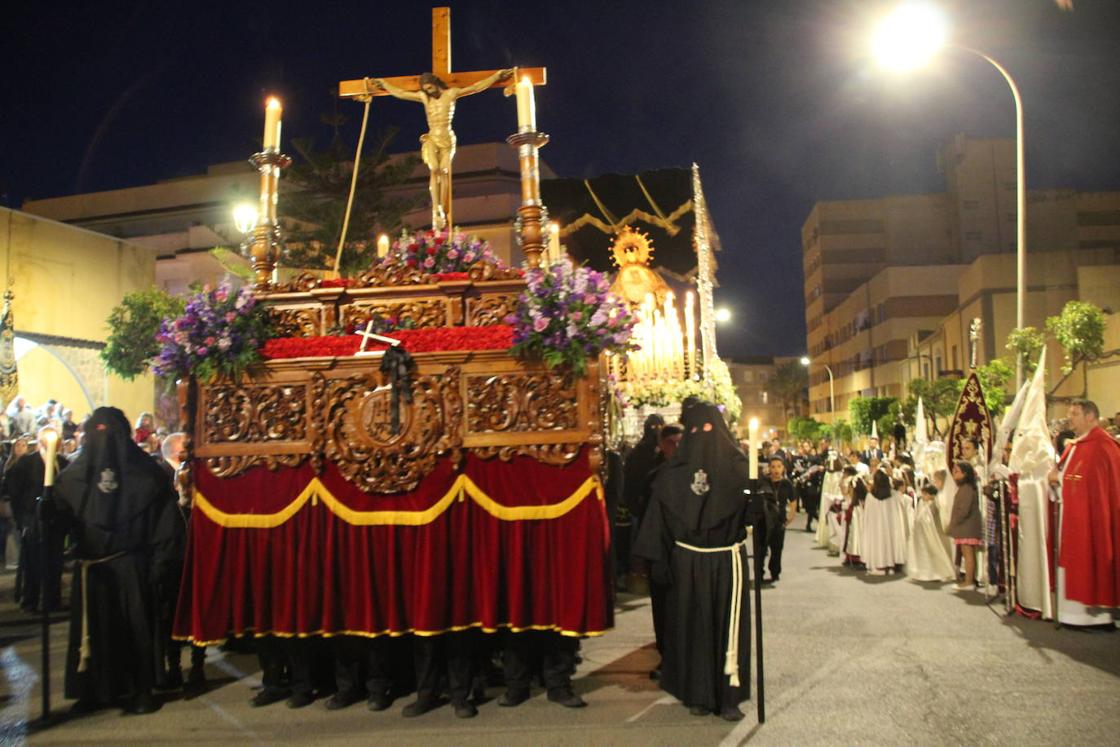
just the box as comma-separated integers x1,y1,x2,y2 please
263,97,282,151
42,429,59,487
548,222,561,265
748,417,760,480
377,233,390,258
680,291,689,380
516,76,536,132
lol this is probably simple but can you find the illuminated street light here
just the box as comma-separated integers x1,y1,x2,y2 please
714,307,733,324
232,202,259,234
873,3,1027,388
872,3,948,72
801,355,835,420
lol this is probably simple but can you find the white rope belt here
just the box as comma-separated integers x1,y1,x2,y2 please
77,551,126,672
674,539,746,687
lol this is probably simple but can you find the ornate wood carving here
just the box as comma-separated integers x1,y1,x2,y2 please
469,443,582,466
203,384,308,444
269,306,322,338
322,368,464,493
467,294,518,326
356,261,430,287
205,453,307,478
466,373,578,433
340,299,450,330
468,262,523,282
272,272,323,293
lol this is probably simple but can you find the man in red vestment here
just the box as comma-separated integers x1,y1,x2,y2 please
1048,399,1120,620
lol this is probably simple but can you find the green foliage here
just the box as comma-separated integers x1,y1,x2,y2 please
209,247,255,281
1045,300,1107,374
901,378,960,439
848,396,897,435
1006,326,1044,377
967,358,1014,418
770,360,809,417
100,288,185,380
821,418,853,446
787,416,825,443
282,129,422,277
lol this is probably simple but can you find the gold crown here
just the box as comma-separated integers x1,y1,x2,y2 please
611,226,653,267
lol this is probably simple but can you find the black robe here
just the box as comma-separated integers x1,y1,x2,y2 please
51,407,185,704
2,451,68,609
633,403,752,712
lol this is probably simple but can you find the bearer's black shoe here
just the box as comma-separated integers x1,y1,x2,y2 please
286,691,314,709
648,668,661,681
250,687,289,707
402,697,439,717
184,671,206,700
719,706,745,722
546,687,586,708
325,690,363,710
126,692,159,715
162,668,184,691
688,705,710,716
498,689,529,707
367,693,392,711
453,700,478,719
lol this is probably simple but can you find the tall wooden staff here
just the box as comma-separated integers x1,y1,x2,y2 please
38,429,60,724
745,477,765,725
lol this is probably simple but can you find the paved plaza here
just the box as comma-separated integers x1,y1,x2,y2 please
1,525,1118,746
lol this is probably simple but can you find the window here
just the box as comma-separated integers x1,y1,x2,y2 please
761,391,769,405
951,345,958,370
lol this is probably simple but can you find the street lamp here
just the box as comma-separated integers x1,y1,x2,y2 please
714,307,733,324
873,2,1027,389
801,355,835,421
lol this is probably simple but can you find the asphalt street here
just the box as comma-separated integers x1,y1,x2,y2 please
1,520,1117,746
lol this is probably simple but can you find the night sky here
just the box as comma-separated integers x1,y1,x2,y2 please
3,0,1119,359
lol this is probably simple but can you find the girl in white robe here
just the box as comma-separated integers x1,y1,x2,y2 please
861,466,907,574
815,457,843,549
907,483,956,582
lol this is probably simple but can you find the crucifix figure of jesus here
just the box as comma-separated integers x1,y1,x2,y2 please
339,7,545,231
371,69,512,230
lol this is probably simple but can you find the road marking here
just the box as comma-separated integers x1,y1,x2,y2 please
718,643,882,746
625,694,675,723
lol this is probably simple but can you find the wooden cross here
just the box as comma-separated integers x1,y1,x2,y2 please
339,7,546,102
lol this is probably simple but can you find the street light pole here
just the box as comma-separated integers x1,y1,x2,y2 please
801,357,836,422
957,46,1026,390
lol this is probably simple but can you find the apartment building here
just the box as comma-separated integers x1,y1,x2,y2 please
803,135,1120,421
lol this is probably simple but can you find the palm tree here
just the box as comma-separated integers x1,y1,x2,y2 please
771,360,809,420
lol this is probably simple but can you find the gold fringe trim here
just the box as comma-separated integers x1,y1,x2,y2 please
173,621,611,647
193,474,604,529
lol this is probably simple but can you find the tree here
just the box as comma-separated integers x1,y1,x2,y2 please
901,378,959,440
821,418,853,447
848,396,897,436
1046,300,1107,374
101,288,185,380
1006,326,1044,378
787,416,825,443
968,358,1014,418
282,128,422,277
770,360,808,419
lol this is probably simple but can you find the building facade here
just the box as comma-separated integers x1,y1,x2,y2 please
726,356,803,438
803,136,1120,422
23,142,551,295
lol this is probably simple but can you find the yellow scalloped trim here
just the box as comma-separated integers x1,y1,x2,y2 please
192,474,603,528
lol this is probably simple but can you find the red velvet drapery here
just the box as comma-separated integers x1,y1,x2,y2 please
173,449,612,644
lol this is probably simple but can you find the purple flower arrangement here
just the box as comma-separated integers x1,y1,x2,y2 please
507,259,637,377
385,229,503,273
152,282,273,382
